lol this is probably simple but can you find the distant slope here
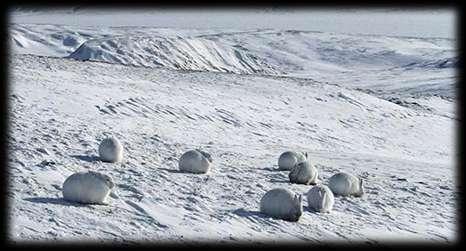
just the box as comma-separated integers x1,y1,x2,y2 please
67,35,279,74
10,24,457,96
10,24,106,57
10,24,457,74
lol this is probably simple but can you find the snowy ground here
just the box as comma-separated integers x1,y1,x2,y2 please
8,9,458,244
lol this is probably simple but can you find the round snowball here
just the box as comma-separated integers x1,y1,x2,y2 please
289,161,318,185
62,171,114,204
307,185,334,213
179,149,211,174
260,188,303,222
278,151,307,171
98,136,123,163
328,172,364,197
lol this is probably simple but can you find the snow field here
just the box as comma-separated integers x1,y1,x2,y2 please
8,53,457,243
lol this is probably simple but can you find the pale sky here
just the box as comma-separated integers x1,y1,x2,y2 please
10,8,456,38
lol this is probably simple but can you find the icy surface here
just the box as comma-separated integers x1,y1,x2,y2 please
8,9,457,244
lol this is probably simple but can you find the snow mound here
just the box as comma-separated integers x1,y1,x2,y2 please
9,24,93,57
67,35,278,75
64,29,457,76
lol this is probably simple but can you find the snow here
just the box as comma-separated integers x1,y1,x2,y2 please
10,23,457,101
7,9,457,244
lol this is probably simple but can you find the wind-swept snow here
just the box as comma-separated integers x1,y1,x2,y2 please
7,10,457,244
10,24,457,101
8,53,457,243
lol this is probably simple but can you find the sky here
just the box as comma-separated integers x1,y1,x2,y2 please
9,8,456,39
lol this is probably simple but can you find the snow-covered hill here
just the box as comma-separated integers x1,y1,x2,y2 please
8,53,457,243
10,24,457,100
7,11,458,244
